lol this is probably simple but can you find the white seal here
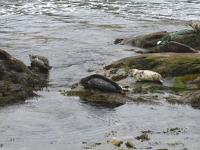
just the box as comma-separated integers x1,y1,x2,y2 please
131,69,163,83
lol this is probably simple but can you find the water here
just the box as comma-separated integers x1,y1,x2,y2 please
0,0,200,149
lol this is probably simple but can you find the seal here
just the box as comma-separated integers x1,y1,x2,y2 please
131,69,163,83
29,54,50,70
79,74,125,94
189,21,200,32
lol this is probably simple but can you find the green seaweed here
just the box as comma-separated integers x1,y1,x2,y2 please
174,76,185,90
181,74,199,83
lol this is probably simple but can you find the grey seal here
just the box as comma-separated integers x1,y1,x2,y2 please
29,54,50,70
79,74,125,94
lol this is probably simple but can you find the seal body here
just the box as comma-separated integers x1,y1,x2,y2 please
79,74,125,94
189,21,200,32
29,54,50,70
132,69,163,83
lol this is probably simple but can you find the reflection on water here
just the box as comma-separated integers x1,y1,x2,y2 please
0,0,200,149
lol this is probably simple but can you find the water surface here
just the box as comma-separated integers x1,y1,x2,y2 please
0,0,200,149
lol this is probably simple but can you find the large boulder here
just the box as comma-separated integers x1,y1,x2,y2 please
115,30,200,53
97,53,200,78
0,49,48,106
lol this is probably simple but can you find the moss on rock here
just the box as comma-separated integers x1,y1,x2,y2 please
0,49,49,106
98,53,200,78
62,88,134,105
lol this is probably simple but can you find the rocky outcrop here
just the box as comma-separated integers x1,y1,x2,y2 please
63,52,200,109
115,30,200,53
97,53,200,78
0,49,48,106
62,29,200,108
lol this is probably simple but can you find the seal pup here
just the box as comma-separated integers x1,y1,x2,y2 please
189,21,200,32
79,74,125,95
29,54,50,70
131,69,163,83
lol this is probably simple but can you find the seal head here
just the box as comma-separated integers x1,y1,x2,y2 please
79,74,125,95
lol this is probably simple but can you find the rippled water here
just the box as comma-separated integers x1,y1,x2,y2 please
1,0,200,150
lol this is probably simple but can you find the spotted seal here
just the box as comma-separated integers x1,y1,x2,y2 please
189,21,200,32
29,54,50,70
131,69,163,83
79,74,125,94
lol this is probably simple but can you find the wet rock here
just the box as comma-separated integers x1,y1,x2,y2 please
115,29,200,51
135,133,150,142
110,139,122,147
115,31,168,48
179,91,200,109
98,53,200,77
0,49,49,106
95,52,200,108
155,41,198,53
125,141,135,148
64,87,134,105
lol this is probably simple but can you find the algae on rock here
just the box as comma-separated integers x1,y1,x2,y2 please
0,49,49,106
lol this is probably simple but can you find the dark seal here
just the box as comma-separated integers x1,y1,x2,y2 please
79,74,125,94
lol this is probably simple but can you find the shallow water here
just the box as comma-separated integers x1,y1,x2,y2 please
0,0,200,150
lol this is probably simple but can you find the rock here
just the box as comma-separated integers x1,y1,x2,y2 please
94,53,200,108
155,41,198,53
125,141,135,148
115,31,169,48
0,49,49,106
110,139,122,147
179,91,200,109
135,133,150,142
64,88,134,105
115,30,200,51
99,53,200,77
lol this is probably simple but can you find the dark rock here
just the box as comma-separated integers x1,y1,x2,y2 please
115,30,200,52
0,49,49,106
124,31,169,48
155,41,198,53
